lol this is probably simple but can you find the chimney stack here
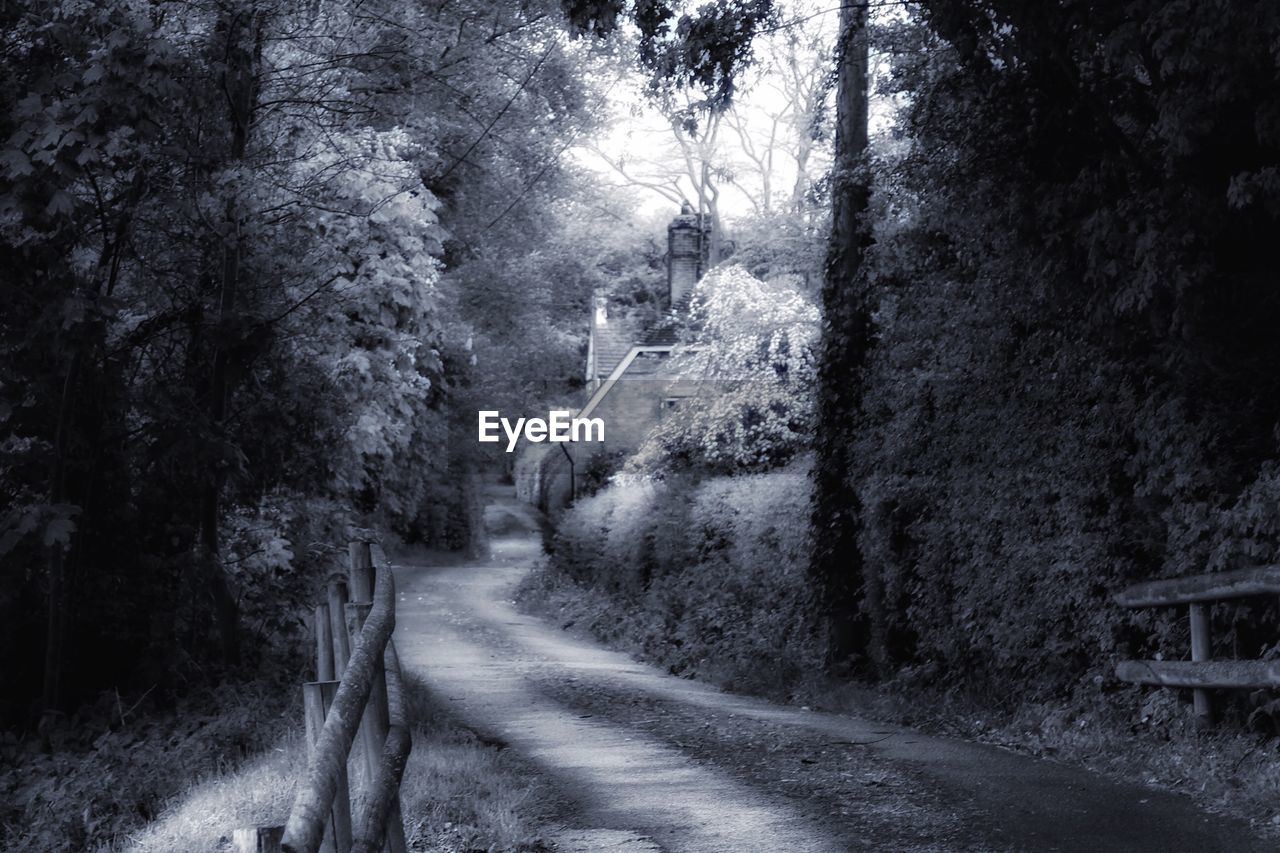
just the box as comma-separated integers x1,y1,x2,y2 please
667,202,711,306
593,292,609,326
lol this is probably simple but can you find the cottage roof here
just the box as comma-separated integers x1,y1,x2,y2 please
638,292,695,346
591,316,639,381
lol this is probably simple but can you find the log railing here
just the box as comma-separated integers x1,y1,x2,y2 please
233,542,411,853
1115,566,1280,726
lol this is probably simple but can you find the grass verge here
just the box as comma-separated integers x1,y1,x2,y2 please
399,672,552,852
814,675,1280,832
5,666,556,853
2,653,552,853
0,669,302,853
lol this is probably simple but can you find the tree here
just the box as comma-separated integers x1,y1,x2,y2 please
722,8,833,217
0,0,600,722
808,0,880,672
720,12,834,289
562,0,782,269
589,89,730,262
582,9,833,268
821,0,1280,705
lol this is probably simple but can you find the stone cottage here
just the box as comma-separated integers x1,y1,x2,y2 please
518,205,717,511
577,205,714,459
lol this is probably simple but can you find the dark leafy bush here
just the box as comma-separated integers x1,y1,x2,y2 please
0,669,299,853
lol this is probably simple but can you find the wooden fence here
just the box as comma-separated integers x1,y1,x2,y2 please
1115,566,1280,725
234,542,411,853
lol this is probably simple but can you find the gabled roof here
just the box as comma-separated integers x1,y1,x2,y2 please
579,344,674,421
591,317,638,381
638,292,695,346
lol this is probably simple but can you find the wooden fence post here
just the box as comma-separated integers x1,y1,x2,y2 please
284,566,397,853
328,581,351,678
314,604,334,682
358,545,407,853
284,556,408,853
303,681,354,853
380,641,409,853
346,602,387,790
349,542,374,603
1189,603,1213,726
347,601,405,853
233,826,283,853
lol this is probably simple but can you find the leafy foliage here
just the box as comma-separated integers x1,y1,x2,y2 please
561,0,779,111
630,265,818,475
0,671,300,853
559,0,1280,734
0,0,600,720
546,459,820,693
828,0,1280,710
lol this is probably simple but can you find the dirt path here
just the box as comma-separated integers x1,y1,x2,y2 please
389,489,1269,852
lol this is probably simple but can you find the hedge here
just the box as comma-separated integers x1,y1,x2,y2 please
549,460,821,692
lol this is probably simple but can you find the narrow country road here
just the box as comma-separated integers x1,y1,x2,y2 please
388,487,1269,852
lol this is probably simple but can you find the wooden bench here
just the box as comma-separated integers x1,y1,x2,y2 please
1114,566,1280,725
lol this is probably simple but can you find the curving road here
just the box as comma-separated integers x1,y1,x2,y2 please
388,488,1270,852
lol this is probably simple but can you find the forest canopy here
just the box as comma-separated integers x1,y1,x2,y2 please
0,0,613,722
5,0,1280,758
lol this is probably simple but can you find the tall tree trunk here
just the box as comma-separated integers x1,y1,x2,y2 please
40,353,78,722
809,1,887,674
700,160,724,267
41,173,148,720
198,200,243,665
792,132,814,215
197,2,263,666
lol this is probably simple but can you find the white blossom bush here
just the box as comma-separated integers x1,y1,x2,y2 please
630,265,819,476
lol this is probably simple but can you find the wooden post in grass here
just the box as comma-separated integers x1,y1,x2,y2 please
1189,603,1213,726
352,542,406,853
346,598,405,853
233,826,283,853
349,542,374,603
303,681,353,853
347,602,387,787
314,604,334,682
328,581,351,678
284,565,397,853
347,603,391,727
376,640,409,853
348,639,410,853
345,543,381,787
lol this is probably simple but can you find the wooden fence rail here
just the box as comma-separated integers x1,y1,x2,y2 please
234,542,411,853
1115,565,1280,726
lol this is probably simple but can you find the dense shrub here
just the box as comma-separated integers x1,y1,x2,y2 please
851,276,1149,699
548,461,820,693
830,2,1280,719
853,289,1280,712
0,669,300,853
551,395,1280,729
